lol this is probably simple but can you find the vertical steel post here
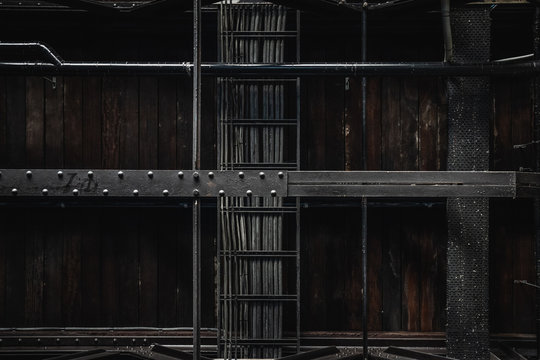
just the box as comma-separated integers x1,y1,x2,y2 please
193,0,202,359
361,5,368,359
296,9,302,355
534,6,540,359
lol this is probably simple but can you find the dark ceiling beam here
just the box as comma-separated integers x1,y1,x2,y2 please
44,0,123,13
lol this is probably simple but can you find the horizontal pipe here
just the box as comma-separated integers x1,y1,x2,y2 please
1,61,540,76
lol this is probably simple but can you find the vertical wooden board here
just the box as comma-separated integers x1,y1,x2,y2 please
418,209,438,331
305,78,326,170
381,77,401,171
5,208,25,326
5,76,26,168
25,77,45,168
45,77,64,168
43,209,63,326
81,213,101,326
0,76,7,166
511,200,535,333
436,78,448,171
119,77,139,169
325,209,346,330
201,78,217,169
100,208,119,325
325,78,345,170
511,78,533,171
64,77,83,168
400,78,419,171
201,207,216,327
117,208,139,326
139,209,158,326
24,209,44,326
157,208,178,327
303,209,328,330
401,210,420,331
83,77,102,168
419,78,439,171
342,208,363,330
102,77,121,169
158,78,177,170
366,77,382,171
176,207,191,326
176,77,192,169
139,77,159,170
489,200,513,332
367,208,383,330
62,210,82,325
382,208,402,330
344,77,362,171
492,78,512,171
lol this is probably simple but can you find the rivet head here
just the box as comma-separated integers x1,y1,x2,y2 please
73,189,79,196
37,338,41,343
113,338,117,343
193,189,200,196
118,171,124,178
133,189,139,196
57,171,63,178
26,170,32,178
178,171,184,178
278,171,284,179
75,338,79,343
42,189,48,196
147,171,154,178
162,189,169,196
219,190,225,197
132,339,136,343
208,172,214,179
271,190,277,197
18,338,22,343
11,188,17,195
103,189,109,196
259,172,265,179
56,338,60,343
193,172,200,180
94,338,98,343
246,190,253,196
239,172,245,179
87,171,93,178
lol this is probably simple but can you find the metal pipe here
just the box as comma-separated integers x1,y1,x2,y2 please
361,6,369,360
193,0,202,360
441,0,453,62
4,60,540,76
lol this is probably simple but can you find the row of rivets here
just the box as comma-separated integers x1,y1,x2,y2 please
0,337,150,345
11,188,280,197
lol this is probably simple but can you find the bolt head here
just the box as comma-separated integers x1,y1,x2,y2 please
87,171,93,178
239,172,245,179
57,171,63,178
11,188,17,195
219,190,225,197
133,189,139,196
193,189,200,196
278,171,284,179
259,172,265,179
178,171,184,178
73,189,79,196
193,172,200,179
147,171,154,178
271,190,277,197
163,189,169,196
246,190,253,196
208,172,215,178
42,189,48,196
118,171,124,178
103,189,109,196
26,170,32,178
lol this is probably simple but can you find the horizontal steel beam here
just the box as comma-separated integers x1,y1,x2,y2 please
1,170,539,199
2,61,540,76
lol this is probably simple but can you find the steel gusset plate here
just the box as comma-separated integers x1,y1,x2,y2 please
0,170,287,198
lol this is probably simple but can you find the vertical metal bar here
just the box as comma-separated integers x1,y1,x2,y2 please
361,6,368,360
193,0,202,359
534,6,540,359
295,8,301,355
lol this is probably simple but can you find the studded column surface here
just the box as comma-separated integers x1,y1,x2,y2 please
446,7,491,360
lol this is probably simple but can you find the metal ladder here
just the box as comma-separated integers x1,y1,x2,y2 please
216,2,300,359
